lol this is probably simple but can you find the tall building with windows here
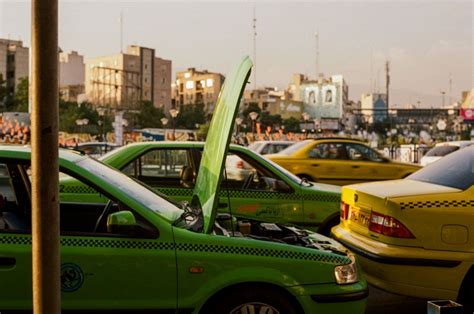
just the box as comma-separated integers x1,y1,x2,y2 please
0,39,29,105
85,45,172,112
59,50,85,102
173,68,224,113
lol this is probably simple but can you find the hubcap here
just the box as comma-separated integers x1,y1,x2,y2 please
230,302,280,314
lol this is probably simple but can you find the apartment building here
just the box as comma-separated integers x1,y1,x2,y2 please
59,50,85,102
85,45,172,112
0,39,29,105
174,68,224,113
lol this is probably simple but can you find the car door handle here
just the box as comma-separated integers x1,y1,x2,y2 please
0,257,16,267
312,164,319,167
352,165,360,169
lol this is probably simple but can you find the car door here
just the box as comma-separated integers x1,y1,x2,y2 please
0,161,34,309
58,170,178,311
305,142,352,185
345,143,392,182
220,150,304,225
121,148,195,203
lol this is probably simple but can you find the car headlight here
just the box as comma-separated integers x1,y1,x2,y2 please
334,255,358,285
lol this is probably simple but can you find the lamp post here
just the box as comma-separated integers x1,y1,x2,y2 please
302,112,310,138
235,117,243,136
75,118,89,134
161,117,168,140
249,111,259,140
96,107,106,142
169,108,179,141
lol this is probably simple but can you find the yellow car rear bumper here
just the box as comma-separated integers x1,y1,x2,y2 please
331,225,472,300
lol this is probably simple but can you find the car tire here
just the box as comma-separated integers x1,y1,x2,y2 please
204,285,300,314
458,273,474,312
319,215,340,236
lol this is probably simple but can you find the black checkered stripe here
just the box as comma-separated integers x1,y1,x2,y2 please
0,235,349,264
0,235,174,250
157,187,194,197
176,243,349,265
301,194,340,202
400,199,474,210
60,185,97,194
157,187,338,203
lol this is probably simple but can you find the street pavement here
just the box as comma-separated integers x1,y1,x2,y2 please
366,285,427,314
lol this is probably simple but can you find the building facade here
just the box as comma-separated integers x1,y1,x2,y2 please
59,50,85,102
360,93,388,122
85,45,172,112
0,39,29,106
173,68,224,113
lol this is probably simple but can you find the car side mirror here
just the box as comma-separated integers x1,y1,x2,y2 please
273,179,292,193
107,210,159,239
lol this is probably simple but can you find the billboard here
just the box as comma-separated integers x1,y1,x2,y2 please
301,78,343,119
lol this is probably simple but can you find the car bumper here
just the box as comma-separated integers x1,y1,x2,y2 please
331,225,471,300
289,281,368,313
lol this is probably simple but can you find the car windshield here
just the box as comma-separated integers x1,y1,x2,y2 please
78,157,183,222
247,142,264,152
408,146,474,190
277,140,310,156
424,146,459,157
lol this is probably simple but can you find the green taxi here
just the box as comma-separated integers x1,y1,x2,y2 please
62,141,342,234
0,57,367,312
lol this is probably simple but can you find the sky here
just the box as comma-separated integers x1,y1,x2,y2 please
0,0,472,107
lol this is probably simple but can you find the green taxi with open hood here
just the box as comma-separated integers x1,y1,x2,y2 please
0,57,367,312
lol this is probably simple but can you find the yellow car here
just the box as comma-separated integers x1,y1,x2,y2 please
267,138,420,186
331,145,474,309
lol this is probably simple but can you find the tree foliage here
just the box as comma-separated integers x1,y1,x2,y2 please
13,77,29,112
136,101,166,128
0,74,6,106
283,117,301,133
175,103,206,129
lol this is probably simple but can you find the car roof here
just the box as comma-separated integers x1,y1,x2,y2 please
434,141,473,148
0,145,87,163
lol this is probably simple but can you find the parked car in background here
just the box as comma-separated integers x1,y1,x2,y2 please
61,142,343,234
0,57,368,313
248,140,295,155
267,138,421,186
420,141,473,166
77,142,119,158
332,145,474,310
226,140,295,181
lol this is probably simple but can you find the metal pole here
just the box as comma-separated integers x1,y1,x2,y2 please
31,0,60,313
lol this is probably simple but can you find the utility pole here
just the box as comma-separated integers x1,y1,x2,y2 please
315,31,319,79
120,11,123,53
31,0,60,312
449,73,452,106
252,4,257,91
385,60,390,109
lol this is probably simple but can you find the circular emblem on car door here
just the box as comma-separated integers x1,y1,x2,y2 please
61,263,84,292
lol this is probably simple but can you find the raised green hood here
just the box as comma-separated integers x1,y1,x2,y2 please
191,56,252,234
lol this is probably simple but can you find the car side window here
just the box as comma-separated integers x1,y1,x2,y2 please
309,143,348,160
224,151,291,192
0,163,29,233
346,144,383,162
122,149,194,188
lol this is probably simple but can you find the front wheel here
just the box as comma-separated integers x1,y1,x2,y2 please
206,287,300,314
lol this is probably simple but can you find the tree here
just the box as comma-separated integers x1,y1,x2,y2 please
136,101,166,128
283,117,301,133
13,77,29,112
175,104,206,129
259,112,282,130
0,74,6,106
